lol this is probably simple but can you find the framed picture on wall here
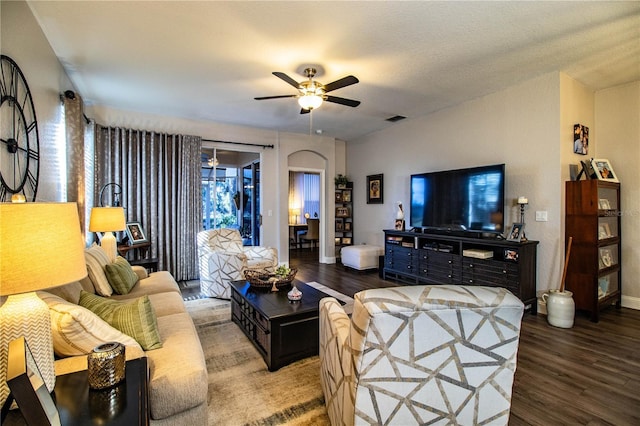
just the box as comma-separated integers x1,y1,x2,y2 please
573,124,589,155
367,174,384,204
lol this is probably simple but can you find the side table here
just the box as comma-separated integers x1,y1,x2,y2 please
55,357,150,425
117,242,158,272
2,358,149,425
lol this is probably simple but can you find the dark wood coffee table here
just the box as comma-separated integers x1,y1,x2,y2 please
230,280,332,371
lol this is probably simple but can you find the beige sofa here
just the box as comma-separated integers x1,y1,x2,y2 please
40,250,208,425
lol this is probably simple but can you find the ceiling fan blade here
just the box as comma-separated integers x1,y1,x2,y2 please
273,72,300,89
300,108,310,115
325,95,361,107
254,95,297,100
323,75,359,93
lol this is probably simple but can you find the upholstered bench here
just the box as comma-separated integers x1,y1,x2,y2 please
341,245,382,271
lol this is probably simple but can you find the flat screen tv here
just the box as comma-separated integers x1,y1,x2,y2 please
410,164,505,235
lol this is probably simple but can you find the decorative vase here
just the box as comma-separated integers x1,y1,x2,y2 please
543,290,575,329
287,284,302,302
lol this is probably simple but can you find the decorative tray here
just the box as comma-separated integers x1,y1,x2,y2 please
244,269,298,289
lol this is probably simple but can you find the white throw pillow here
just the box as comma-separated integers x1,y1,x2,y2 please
85,244,113,296
38,291,141,357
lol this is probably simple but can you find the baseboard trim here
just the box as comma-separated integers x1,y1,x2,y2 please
622,295,640,310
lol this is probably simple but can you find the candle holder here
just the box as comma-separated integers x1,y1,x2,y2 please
517,197,528,241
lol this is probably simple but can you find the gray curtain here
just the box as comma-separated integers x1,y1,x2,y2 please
95,127,202,281
62,94,86,234
63,93,100,244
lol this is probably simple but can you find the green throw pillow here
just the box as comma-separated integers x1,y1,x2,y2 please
78,290,162,350
105,256,139,295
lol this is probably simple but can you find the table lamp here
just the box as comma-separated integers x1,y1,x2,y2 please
89,206,126,262
0,202,87,407
290,208,301,225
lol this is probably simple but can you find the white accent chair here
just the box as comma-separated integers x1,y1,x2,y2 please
197,228,278,299
319,285,524,425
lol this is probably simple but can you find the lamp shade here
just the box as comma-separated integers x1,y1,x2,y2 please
89,207,126,233
0,202,87,296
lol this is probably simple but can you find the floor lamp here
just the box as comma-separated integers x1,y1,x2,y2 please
89,206,126,262
0,202,87,407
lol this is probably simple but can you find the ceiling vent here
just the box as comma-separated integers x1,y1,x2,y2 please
386,115,406,123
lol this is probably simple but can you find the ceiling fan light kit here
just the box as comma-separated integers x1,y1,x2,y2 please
255,66,360,114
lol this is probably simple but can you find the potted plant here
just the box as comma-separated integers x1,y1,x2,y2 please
335,174,349,188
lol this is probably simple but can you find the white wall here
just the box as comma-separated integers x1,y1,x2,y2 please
348,72,563,293
1,0,76,202
596,81,640,308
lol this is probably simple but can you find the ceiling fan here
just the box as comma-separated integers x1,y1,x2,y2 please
255,67,360,114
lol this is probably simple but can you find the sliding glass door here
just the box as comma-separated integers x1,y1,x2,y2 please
242,162,260,246
201,149,260,246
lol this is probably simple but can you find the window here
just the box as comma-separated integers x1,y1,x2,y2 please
289,172,320,223
202,166,239,230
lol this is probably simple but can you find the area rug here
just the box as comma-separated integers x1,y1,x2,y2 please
184,280,352,426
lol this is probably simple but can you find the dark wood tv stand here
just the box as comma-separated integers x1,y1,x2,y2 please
383,230,538,313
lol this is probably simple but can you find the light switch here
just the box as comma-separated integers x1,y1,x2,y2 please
535,211,548,222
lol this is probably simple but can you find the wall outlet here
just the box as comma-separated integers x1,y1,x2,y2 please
535,211,548,221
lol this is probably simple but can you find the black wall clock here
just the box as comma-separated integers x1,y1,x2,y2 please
1,55,40,202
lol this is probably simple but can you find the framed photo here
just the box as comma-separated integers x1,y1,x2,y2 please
344,221,352,231
336,206,350,218
599,248,613,269
341,190,351,202
598,276,610,298
5,337,60,425
506,223,525,242
125,222,148,244
591,158,618,182
335,237,341,245
335,191,342,202
504,248,519,262
394,219,405,231
573,124,589,155
342,237,352,245
598,198,611,210
598,223,612,239
335,219,344,231
366,174,384,204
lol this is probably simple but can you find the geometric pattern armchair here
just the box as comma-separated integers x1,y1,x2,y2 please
196,228,278,299
319,285,524,426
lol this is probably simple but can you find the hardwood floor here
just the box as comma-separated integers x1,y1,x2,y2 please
183,248,640,425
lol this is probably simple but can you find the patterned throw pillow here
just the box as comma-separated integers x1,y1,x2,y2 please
39,291,141,357
78,291,162,350
105,256,139,295
85,244,113,296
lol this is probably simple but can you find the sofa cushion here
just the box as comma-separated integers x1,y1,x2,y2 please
111,271,181,301
105,256,139,295
85,244,113,296
38,291,142,357
79,291,162,351
147,312,207,420
136,291,186,318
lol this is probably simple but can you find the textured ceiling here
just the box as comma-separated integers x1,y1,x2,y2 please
28,1,640,141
